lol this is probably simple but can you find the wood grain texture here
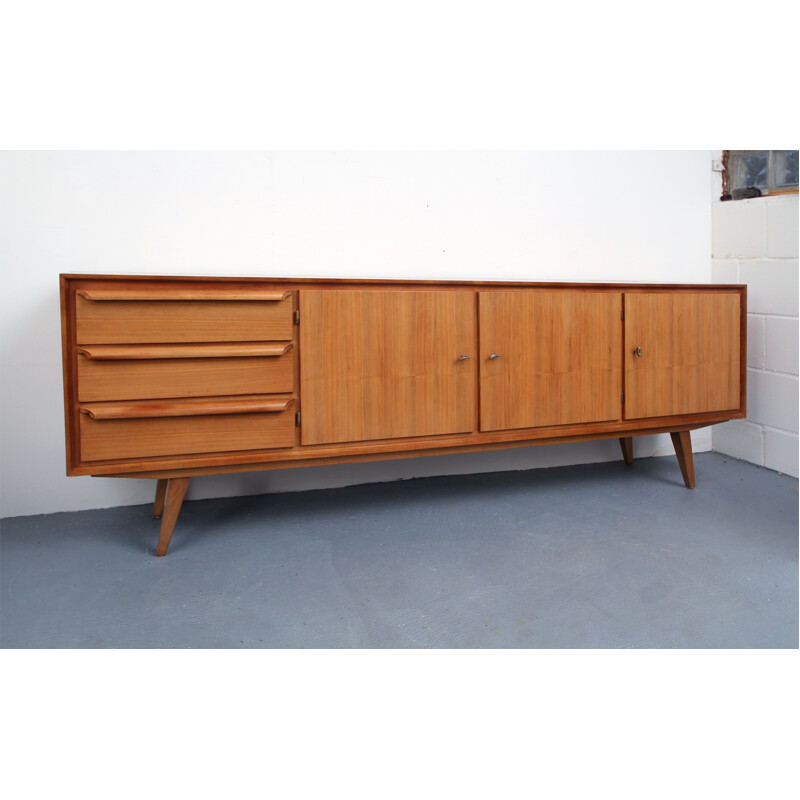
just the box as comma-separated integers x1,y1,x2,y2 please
670,430,695,489
58,275,750,554
78,351,293,401
479,291,622,431
76,295,292,343
624,291,741,419
300,290,477,445
77,342,292,360
79,395,294,420
60,276,78,473
61,273,747,291
76,288,290,301
79,406,295,461
72,410,741,476
153,478,168,518
156,477,190,556
60,276,746,479
98,424,708,479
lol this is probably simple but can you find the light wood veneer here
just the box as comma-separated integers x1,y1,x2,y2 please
60,275,747,555
299,290,476,445
479,290,622,431
76,294,292,343
77,343,293,401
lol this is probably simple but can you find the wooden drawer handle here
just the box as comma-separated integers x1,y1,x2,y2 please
79,396,295,420
77,342,293,360
76,289,292,302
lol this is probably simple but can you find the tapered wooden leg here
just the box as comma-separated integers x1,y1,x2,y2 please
156,478,190,557
670,431,695,489
619,437,634,466
152,479,168,519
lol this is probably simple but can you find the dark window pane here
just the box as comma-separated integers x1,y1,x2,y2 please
731,151,769,190
772,150,799,188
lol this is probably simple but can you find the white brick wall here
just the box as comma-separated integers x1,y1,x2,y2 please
711,182,799,477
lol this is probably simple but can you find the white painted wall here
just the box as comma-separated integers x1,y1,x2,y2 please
0,150,715,518
710,160,799,477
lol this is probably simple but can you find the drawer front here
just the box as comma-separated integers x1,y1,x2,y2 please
79,402,295,461
75,295,293,344
77,345,294,402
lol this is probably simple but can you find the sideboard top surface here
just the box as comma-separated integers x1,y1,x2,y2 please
60,274,745,291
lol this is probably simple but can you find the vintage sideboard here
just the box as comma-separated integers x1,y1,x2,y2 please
59,275,747,555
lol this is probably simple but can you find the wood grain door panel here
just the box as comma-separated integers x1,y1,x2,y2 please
300,290,477,445
479,291,622,431
624,291,741,419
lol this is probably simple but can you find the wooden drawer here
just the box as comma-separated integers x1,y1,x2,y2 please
75,287,293,344
77,343,294,402
78,396,295,461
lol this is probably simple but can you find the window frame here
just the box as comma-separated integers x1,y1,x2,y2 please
721,150,798,200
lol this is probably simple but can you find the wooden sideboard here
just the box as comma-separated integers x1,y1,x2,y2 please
59,275,747,555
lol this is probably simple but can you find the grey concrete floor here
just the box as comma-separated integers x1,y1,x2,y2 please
1,452,797,648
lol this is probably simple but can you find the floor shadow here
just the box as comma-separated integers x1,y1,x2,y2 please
1,454,709,557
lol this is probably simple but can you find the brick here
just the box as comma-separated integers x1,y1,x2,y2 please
765,317,799,375
766,195,799,258
712,200,765,259
711,259,739,284
712,420,763,465
740,259,799,316
764,429,799,477
747,315,765,370
746,369,799,433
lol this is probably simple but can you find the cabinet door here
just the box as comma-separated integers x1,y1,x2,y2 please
479,291,622,431
624,291,741,419
299,290,476,445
